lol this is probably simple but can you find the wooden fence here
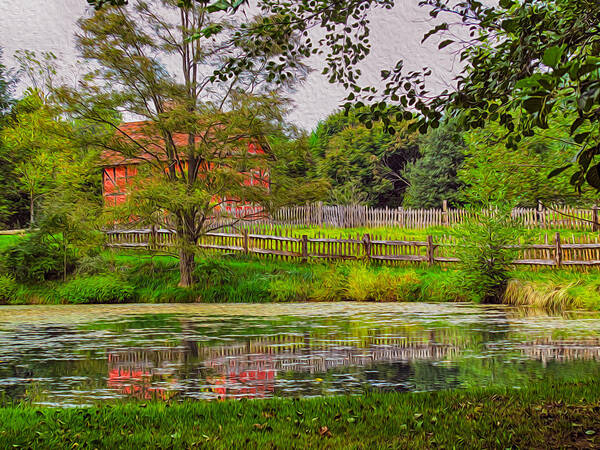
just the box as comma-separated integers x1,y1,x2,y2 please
211,203,600,231
106,229,600,268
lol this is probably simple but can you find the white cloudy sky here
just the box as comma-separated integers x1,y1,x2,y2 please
0,0,460,131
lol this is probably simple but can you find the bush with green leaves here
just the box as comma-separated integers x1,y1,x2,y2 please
0,234,77,282
452,203,523,303
57,276,136,304
0,275,18,303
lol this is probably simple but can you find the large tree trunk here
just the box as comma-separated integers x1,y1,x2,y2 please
178,247,195,287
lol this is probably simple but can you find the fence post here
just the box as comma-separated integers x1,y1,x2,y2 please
554,232,562,267
442,200,449,226
427,235,435,265
363,233,371,261
593,206,599,232
150,224,157,251
243,229,249,255
537,200,544,227
318,201,323,227
301,235,308,262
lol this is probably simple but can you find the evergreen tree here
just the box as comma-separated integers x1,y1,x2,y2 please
402,121,465,209
310,109,419,207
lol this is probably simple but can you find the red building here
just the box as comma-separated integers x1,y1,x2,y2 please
101,121,269,209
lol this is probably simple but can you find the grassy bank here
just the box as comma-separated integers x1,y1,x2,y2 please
1,251,470,305
1,380,599,448
2,234,600,309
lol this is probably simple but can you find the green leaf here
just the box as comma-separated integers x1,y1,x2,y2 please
586,164,600,189
547,165,571,179
198,24,223,38
207,0,229,13
522,97,544,113
421,23,448,44
542,46,563,69
574,132,589,144
438,40,453,50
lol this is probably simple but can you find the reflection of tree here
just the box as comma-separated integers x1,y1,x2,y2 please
3,310,600,405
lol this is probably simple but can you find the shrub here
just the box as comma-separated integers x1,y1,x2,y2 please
75,255,110,276
0,234,77,282
0,275,18,304
452,203,523,303
58,276,136,304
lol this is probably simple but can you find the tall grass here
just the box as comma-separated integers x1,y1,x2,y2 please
504,279,581,311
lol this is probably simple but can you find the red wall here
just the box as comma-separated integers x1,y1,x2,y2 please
102,144,269,209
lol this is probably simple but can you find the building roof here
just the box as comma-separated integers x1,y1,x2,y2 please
101,120,263,167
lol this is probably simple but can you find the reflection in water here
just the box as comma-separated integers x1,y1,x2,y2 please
0,303,600,406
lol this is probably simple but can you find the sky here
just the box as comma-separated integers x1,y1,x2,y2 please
0,0,460,131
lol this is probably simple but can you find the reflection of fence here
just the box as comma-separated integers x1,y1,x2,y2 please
223,203,600,231
518,338,600,363
106,229,600,268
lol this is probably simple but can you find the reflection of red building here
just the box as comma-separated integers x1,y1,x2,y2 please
101,121,269,209
207,370,276,400
107,351,175,401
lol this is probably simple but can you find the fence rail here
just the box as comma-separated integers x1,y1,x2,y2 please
206,203,600,231
106,229,600,268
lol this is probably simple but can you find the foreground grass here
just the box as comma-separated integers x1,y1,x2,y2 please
1,381,600,448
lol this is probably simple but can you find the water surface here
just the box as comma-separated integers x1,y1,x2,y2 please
1,303,600,406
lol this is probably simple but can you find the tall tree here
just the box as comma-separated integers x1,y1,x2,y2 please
458,113,597,208
59,1,307,286
402,120,465,209
311,109,419,207
1,91,70,226
0,49,22,228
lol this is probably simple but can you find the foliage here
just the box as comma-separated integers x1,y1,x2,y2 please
32,138,104,281
4,380,600,447
403,120,466,208
1,91,71,226
57,275,136,304
361,0,600,193
59,0,310,286
0,234,77,283
268,135,329,207
452,202,523,303
0,50,23,228
0,274,18,303
459,114,597,207
311,109,419,207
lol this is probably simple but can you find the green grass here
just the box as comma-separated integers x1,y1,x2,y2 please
1,380,600,448
3,233,600,310
505,269,600,311
2,251,473,305
3,248,600,309
0,234,21,251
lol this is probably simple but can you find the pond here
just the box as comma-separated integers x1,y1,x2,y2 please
1,303,600,406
